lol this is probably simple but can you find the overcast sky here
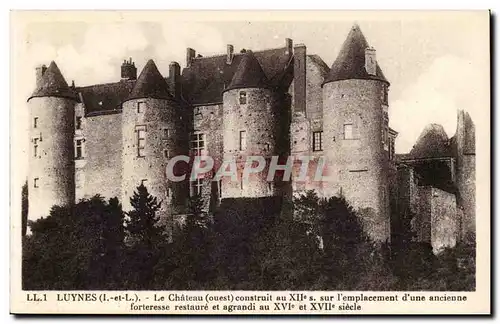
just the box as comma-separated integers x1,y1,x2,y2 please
12,11,489,176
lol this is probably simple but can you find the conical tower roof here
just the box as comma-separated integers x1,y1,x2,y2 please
225,51,270,91
126,59,173,101
323,24,388,85
410,124,452,159
29,61,78,101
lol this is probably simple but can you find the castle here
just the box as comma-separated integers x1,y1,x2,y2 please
27,24,475,251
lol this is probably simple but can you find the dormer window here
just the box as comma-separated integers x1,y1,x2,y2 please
239,91,247,105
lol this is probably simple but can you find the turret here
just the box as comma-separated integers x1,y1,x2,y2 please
121,59,188,232
27,61,78,224
221,51,288,198
455,110,475,240
321,24,391,242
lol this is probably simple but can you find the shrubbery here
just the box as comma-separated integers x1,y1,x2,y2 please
22,189,475,291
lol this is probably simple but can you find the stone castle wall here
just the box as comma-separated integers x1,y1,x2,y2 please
322,79,390,242
121,98,189,229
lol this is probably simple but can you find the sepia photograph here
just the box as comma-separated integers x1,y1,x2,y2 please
9,10,490,314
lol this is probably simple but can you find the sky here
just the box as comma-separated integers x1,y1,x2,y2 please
11,11,489,182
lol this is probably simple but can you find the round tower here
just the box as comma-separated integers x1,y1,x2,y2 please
121,59,188,228
27,61,78,223
322,25,391,242
221,51,285,198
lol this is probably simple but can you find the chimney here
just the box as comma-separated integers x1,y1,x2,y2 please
365,47,377,76
285,38,293,57
35,64,47,88
226,44,234,64
169,61,181,99
121,58,137,80
186,48,196,68
293,43,307,114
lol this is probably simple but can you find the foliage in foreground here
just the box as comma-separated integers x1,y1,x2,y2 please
22,189,475,291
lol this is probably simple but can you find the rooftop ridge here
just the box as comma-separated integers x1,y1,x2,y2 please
191,45,288,61
75,79,135,90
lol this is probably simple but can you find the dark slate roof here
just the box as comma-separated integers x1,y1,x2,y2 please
323,24,388,85
29,61,78,101
408,124,453,159
77,80,135,116
127,59,173,101
181,46,291,105
225,51,270,91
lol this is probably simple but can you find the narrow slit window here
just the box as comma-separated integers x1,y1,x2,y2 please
33,117,38,129
33,138,39,157
137,127,146,157
163,128,170,140
75,139,83,159
75,116,82,130
34,177,39,188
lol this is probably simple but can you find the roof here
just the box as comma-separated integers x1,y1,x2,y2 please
408,124,453,159
225,51,270,91
77,80,135,116
29,61,78,101
323,24,388,85
126,59,173,102
181,46,292,105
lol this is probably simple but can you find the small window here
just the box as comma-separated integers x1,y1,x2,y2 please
239,130,247,151
75,139,83,159
137,127,146,157
33,138,39,157
190,132,205,156
33,117,38,129
344,124,353,140
190,178,203,197
137,101,145,113
164,149,170,159
75,116,82,130
166,187,171,198
313,131,323,151
239,91,247,105
34,177,39,188
163,128,170,140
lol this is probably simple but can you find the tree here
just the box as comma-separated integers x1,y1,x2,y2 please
22,196,125,290
124,184,166,289
167,194,215,289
